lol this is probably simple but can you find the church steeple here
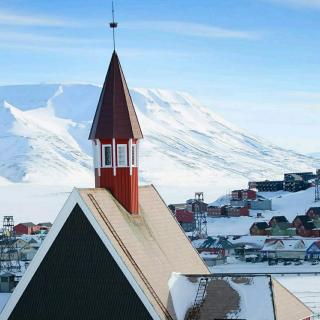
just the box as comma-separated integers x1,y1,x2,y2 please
89,8,143,215
89,51,143,140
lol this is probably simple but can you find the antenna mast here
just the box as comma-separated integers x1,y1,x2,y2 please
109,1,118,51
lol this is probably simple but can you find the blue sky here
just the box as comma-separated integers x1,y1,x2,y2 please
0,0,320,133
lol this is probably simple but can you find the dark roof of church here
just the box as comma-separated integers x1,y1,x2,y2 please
89,51,143,140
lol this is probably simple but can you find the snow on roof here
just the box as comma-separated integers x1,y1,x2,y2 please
168,273,199,320
168,274,312,320
226,276,274,320
262,239,306,251
175,275,276,320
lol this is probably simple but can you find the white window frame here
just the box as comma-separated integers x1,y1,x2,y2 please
131,144,137,167
102,144,112,168
117,144,127,167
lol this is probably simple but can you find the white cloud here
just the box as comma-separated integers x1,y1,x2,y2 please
122,21,260,40
287,90,320,99
0,10,80,27
263,0,320,9
0,30,189,58
0,31,105,46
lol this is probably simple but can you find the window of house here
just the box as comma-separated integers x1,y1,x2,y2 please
102,145,112,167
132,144,137,166
117,144,127,167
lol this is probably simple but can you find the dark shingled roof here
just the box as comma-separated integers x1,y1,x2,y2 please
271,216,289,223
308,207,320,214
89,51,143,140
8,205,152,320
295,215,316,230
251,222,269,230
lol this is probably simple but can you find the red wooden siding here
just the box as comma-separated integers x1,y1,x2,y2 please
95,138,140,214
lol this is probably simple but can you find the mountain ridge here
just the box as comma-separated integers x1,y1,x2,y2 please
0,83,318,202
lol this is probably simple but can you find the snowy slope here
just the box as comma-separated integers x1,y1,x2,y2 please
0,101,93,185
0,84,319,204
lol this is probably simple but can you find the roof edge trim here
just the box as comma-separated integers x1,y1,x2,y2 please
0,188,160,320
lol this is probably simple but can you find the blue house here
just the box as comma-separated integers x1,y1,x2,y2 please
306,241,320,259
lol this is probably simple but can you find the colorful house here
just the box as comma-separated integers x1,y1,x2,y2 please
306,240,320,260
226,206,249,217
306,207,320,220
197,237,234,257
269,224,296,236
293,215,319,237
261,239,306,260
13,223,37,235
250,222,270,236
269,216,289,228
268,216,295,236
174,209,195,232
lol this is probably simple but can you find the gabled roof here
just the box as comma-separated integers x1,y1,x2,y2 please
270,216,289,223
272,278,312,320
251,222,269,230
295,215,316,230
308,207,320,214
262,239,305,251
307,240,320,252
1,186,209,320
199,237,234,250
89,51,143,140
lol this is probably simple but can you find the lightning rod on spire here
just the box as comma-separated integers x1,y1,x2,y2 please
109,1,118,51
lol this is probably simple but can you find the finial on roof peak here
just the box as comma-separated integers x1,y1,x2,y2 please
109,1,118,51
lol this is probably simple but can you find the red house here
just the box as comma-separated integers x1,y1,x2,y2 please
226,206,249,217
175,209,194,223
89,51,143,215
231,190,242,200
242,189,257,200
231,189,256,201
306,207,320,219
174,209,195,232
250,222,269,236
293,215,317,237
14,222,36,235
207,205,228,217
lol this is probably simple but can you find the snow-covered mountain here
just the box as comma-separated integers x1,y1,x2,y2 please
0,84,319,202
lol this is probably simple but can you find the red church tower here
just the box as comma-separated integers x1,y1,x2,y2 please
89,50,143,214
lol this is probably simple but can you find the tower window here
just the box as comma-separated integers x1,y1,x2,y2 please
132,144,137,166
102,145,112,167
117,144,127,167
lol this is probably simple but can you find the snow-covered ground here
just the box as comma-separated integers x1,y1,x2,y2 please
205,187,318,236
0,184,70,223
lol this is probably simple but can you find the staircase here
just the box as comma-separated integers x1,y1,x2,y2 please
187,277,209,320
